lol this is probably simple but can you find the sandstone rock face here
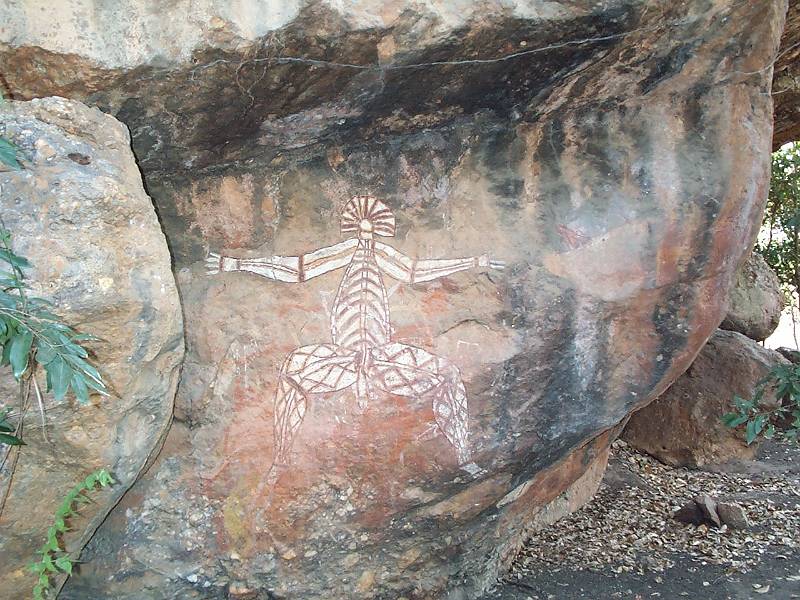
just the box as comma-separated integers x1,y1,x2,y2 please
0,98,184,600
0,1,786,598
773,0,800,150
623,330,789,468
720,252,783,342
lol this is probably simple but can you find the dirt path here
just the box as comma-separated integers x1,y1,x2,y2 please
484,441,800,600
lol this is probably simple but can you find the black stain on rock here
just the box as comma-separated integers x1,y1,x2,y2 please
531,117,572,249
640,42,699,94
477,125,527,207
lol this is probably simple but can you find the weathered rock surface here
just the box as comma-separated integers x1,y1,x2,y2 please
776,346,800,364
720,252,783,342
623,330,789,468
773,0,800,150
0,1,786,598
0,98,184,600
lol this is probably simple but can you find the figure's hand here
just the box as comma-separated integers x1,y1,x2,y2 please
477,255,505,271
206,252,222,275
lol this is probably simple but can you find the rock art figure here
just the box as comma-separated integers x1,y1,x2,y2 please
207,195,504,467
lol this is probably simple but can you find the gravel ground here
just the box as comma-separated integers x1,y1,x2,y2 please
484,439,800,600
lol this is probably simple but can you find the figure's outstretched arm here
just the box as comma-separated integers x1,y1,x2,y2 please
374,241,505,283
206,238,358,282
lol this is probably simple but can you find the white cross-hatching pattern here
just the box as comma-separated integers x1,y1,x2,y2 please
207,195,504,467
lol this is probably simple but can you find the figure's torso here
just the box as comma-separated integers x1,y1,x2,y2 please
331,240,391,353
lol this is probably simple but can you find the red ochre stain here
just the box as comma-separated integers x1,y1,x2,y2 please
421,287,453,316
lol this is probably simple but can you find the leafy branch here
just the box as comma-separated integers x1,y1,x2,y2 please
722,363,800,444
0,225,109,545
0,225,107,412
30,469,115,600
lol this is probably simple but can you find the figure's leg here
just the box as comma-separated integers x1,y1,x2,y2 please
369,342,471,464
273,375,308,464
273,344,358,464
431,363,470,465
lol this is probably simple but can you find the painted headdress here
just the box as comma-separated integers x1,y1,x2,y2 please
340,195,396,237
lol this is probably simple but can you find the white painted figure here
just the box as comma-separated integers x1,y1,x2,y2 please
207,195,504,467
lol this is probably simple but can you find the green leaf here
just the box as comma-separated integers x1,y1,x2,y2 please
66,342,89,359
8,327,32,379
745,417,766,446
54,556,72,575
733,396,754,411
0,248,29,268
0,290,18,308
71,372,89,404
33,584,45,600
41,553,57,573
1,334,13,366
46,527,59,551
30,562,46,574
71,359,105,391
764,424,776,439
35,343,57,366
83,374,107,395
0,137,21,170
97,469,114,486
721,412,748,428
46,356,71,401
71,333,100,342
0,409,14,431
27,296,53,307
755,413,767,431
35,310,61,322
54,504,70,518
0,432,25,446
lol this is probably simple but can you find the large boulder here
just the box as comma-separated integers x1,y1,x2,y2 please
0,1,786,598
773,0,800,150
0,98,184,599
623,329,789,468
720,252,783,341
